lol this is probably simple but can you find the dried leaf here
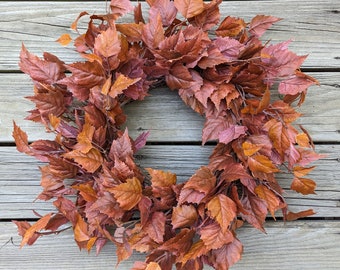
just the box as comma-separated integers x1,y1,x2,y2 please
290,177,316,195
109,177,142,210
174,0,205,19
206,194,237,233
56,33,72,46
172,204,198,229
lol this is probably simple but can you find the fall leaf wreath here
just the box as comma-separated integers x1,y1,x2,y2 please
13,0,323,269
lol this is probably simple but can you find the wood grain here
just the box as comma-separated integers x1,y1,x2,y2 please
1,144,339,219
1,72,339,143
0,221,339,269
0,0,339,71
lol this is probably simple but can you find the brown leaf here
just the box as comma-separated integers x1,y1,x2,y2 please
94,26,121,58
290,177,316,195
293,166,315,178
180,239,208,265
144,212,166,243
174,0,205,19
200,222,234,250
110,0,134,18
74,213,90,245
71,11,89,31
172,204,198,229
12,121,31,154
19,44,64,84
63,148,103,173
182,166,216,195
107,74,141,99
74,122,95,153
254,184,281,218
116,23,144,42
206,194,237,233
146,168,177,188
279,71,318,96
20,213,52,247
56,33,72,46
249,15,281,37
209,238,243,269
142,10,164,48
286,209,315,221
242,141,262,157
248,154,280,174
219,125,247,145
216,16,246,37
109,177,142,210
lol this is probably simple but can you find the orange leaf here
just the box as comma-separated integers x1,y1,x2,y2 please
74,122,95,153
293,166,315,178
86,237,97,252
296,132,310,147
248,154,280,174
183,166,216,195
94,26,121,58
63,148,103,173
291,177,316,195
267,120,290,157
146,168,177,188
242,141,262,157
145,262,162,270
216,16,246,37
206,194,237,233
172,204,198,229
249,15,281,37
56,33,72,46
109,177,142,210
286,209,315,221
200,222,234,250
254,185,280,218
12,121,31,154
72,183,97,202
71,11,89,31
180,239,208,265
74,213,90,244
174,0,205,19
21,213,52,247
107,74,141,98
116,23,144,42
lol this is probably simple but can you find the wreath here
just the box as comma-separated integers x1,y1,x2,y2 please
13,0,322,269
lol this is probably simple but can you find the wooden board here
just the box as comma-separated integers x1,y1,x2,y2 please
1,72,340,143
1,144,339,219
0,220,339,269
0,0,339,71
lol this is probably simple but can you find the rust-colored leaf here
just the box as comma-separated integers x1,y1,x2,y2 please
206,194,237,233
109,177,142,210
290,177,316,195
146,168,177,188
174,0,205,19
172,204,198,229
20,213,52,247
254,184,281,218
248,154,280,174
63,148,103,173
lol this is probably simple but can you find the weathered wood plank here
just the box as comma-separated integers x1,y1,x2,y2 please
1,144,339,219
0,220,339,269
0,0,339,70
1,72,339,143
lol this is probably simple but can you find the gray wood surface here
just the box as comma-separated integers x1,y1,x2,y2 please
0,221,339,269
1,72,340,143
0,0,339,269
0,144,339,219
0,0,339,70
